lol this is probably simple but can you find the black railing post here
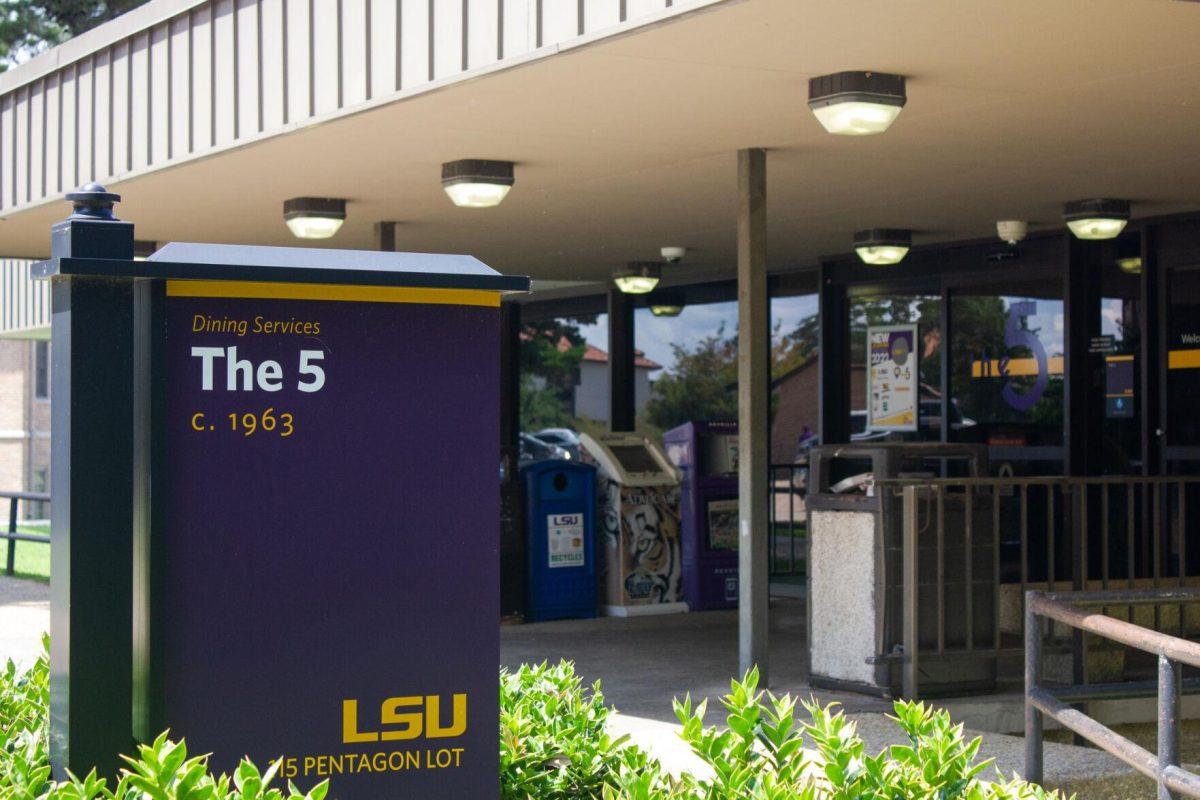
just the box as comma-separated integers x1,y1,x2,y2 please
4,497,14,575
1160,654,1181,800
902,485,919,699
1025,593,1044,786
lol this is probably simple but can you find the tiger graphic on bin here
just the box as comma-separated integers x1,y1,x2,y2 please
596,477,683,606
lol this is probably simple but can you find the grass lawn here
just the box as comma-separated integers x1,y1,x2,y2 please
4,524,50,582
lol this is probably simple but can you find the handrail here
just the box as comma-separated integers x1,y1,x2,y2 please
0,490,51,501
1025,589,1200,798
1029,590,1200,669
878,475,1200,487
2,491,50,576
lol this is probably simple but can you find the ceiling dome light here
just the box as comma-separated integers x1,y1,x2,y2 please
809,71,906,136
647,290,685,317
613,262,662,294
441,159,515,208
283,197,346,239
1063,199,1130,241
854,229,911,265
1116,256,1142,275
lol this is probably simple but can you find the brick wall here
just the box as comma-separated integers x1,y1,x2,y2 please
0,340,29,497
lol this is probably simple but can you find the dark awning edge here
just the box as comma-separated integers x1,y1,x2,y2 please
33,256,532,293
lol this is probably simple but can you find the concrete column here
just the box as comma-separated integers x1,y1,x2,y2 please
1064,233,1103,477
607,286,636,432
1140,225,1163,475
737,147,769,681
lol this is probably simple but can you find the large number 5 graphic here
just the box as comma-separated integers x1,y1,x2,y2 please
1001,301,1048,413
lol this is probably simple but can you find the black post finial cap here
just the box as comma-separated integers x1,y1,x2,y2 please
65,183,121,221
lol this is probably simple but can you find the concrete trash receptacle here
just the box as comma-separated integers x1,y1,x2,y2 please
807,443,996,697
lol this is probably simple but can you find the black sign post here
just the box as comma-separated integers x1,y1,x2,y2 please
46,185,137,778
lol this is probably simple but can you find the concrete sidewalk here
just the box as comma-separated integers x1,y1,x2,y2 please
0,575,48,667
500,601,1147,798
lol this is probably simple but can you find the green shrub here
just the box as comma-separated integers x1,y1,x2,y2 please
603,667,1067,800
500,660,678,799
5,645,1062,800
0,642,327,800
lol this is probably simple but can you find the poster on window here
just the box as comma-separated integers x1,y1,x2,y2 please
867,324,918,431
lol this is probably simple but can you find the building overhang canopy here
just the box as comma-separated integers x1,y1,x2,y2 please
1,0,1200,289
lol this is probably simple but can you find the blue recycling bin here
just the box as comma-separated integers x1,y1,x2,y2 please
521,460,598,622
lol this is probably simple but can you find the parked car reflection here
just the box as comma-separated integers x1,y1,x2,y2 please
533,428,582,461
519,432,572,467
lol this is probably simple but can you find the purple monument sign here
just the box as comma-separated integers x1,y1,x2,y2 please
137,243,525,800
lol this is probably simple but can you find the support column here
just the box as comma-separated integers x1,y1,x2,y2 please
737,147,769,681
1140,225,1163,475
818,262,850,446
374,221,398,252
47,186,136,779
607,286,635,432
499,301,525,618
1064,234,1104,477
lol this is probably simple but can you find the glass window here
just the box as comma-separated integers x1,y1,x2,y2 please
34,341,49,400
519,312,608,441
1098,249,1142,473
30,467,48,520
770,294,819,463
850,294,943,442
634,300,738,438
950,286,1064,452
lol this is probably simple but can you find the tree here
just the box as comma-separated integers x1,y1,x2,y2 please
1,1,148,70
644,325,739,432
518,316,593,431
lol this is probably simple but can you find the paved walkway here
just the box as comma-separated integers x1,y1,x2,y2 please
0,576,48,667
500,600,1144,797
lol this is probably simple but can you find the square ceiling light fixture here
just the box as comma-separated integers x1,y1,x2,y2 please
809,71,907,135
283,197,346,239
613,262,662,294
1063,199,1130,241
854,229,912,265
441,159,515,208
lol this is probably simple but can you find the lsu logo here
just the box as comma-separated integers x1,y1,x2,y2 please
342,694,467,744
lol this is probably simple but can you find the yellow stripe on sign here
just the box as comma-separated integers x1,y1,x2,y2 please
165,280,500,307
1169,349,1200,370
971,356,1064,378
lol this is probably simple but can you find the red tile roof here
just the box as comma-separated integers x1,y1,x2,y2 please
578,343,661,370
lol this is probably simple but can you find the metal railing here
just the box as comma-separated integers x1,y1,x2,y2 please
2,491,50,576
1025,589,1200,799
889,476,1200,699
768,463,807,579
